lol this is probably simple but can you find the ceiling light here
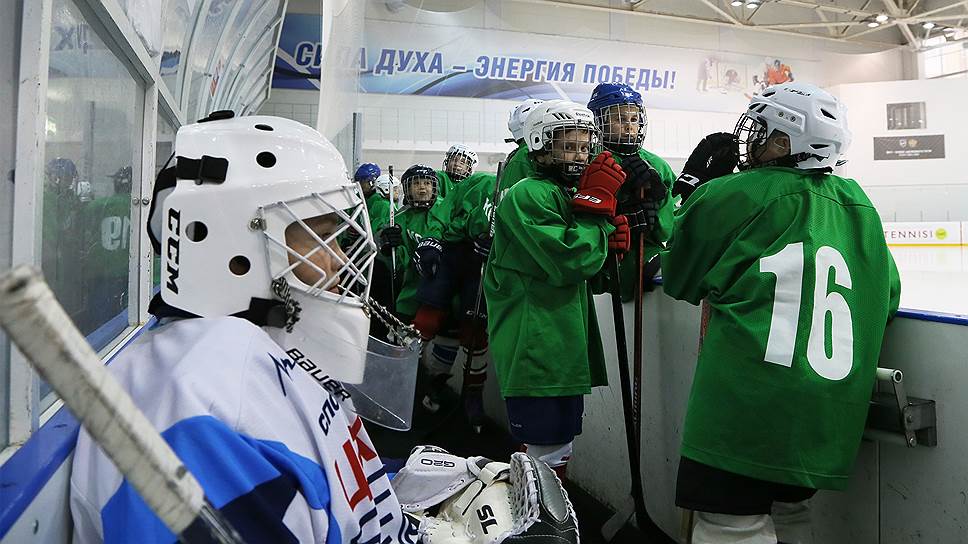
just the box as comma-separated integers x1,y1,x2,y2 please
731,0,743,6
867,20,880,28
922,22,936,30
875,14,889,23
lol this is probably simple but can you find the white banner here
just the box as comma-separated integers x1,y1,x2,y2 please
882,221,965,246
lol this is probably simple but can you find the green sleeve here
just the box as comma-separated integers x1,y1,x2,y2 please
493,180,613,288
366,195,391,235
435,170,455,200
498,143,534,192
445,173,498,242
660,180,753,305
640,149,677,246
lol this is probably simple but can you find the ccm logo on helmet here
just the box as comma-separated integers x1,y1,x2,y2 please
165,208,181,294
419,458,457,468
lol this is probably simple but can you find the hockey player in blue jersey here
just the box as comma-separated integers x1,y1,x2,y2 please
69,113,579,544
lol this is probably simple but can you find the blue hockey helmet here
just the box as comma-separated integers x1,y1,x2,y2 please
353,163,381,184
587,83,647,154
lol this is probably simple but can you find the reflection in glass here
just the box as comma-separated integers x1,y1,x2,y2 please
44,0,142,364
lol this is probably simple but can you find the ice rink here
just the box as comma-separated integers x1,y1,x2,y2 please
889,246,968,317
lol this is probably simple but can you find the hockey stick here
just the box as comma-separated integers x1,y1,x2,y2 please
388,165,397,315
459,161,505,433
632,185,646,457
0,266,245,544
602,254,648,541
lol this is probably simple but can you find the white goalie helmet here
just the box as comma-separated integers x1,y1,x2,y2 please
155,115,376,384
734,82,851,170
523,100,601,183
443,144,478,182
507,98,544,142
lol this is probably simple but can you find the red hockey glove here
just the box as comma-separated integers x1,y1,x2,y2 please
572,151,626,216
608,215,631,258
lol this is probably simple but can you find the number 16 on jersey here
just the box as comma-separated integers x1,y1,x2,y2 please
760,242,854,381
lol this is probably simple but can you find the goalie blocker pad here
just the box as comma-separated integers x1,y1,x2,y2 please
391,446,579,544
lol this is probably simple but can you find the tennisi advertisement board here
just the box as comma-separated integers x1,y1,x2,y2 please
274,16,822,112
882,222,965,246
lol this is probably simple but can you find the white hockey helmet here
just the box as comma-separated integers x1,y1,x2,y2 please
734,82,851,171
155,115,376,383
523,100,600,183
507,98,544,142
442,144,478,182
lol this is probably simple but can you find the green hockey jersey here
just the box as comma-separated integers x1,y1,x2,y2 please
442,172,499,243
435,170,457,200
499,142,534,193
661,166,901,490
590,148,676,300
484,174,613,398
394,201,448,316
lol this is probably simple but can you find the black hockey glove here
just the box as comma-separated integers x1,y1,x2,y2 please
621,155,661,194
620,200,660,235
472,236,492,261
674,132,739,201
414,237,443,279
379,225,403,254
618,155,666,210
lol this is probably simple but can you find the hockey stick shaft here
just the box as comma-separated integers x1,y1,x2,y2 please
461,161,504,398
632,186,646,448
606,255,648,535
388,165,397,314
0,266,244,544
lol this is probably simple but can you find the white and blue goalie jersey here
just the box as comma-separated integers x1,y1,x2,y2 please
70,316,418,544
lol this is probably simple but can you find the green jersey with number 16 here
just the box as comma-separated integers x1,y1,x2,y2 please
661,166,901,490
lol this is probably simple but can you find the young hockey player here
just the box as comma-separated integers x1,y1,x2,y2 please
70,114,579,544
411,169,499,431
587,83,676,298
377,164,449,320
354,162,389,230
436,144,478,199
500,98,544,191
484,100,631,477
661,83,901,544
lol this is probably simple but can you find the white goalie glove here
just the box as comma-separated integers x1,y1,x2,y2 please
391,446,580,544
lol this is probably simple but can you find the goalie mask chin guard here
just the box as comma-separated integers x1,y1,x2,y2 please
735,82,851,171
156,115,377,384
443,144,479,182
